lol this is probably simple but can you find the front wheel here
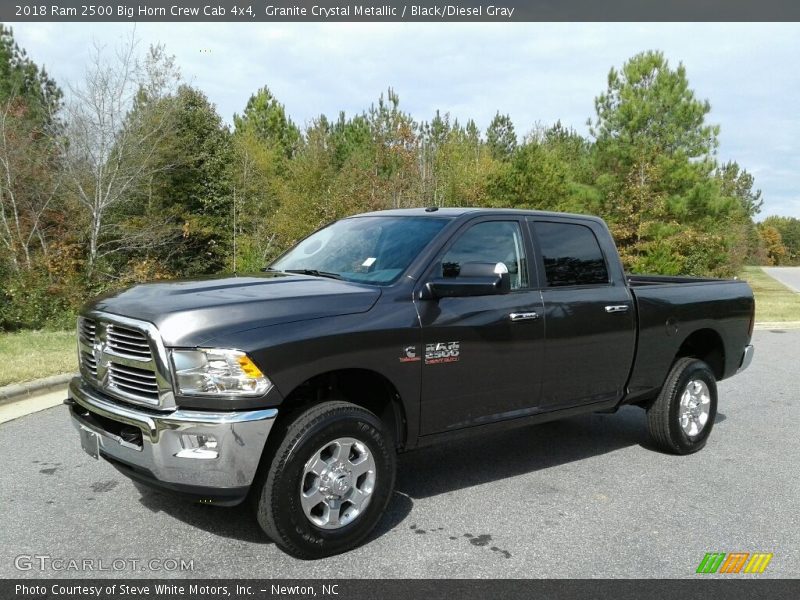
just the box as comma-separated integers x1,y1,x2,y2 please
646,357,718,455
255,401,396,559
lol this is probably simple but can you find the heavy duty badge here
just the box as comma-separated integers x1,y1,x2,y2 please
425,341,461,365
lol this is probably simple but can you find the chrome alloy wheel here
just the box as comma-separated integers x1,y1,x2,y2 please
300,437,376,529
679,379,711,437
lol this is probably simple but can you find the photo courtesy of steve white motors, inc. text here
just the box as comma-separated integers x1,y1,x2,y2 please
14,583,290,597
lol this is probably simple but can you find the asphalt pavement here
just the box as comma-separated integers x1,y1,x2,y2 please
762,266,800,293
1,329,798,579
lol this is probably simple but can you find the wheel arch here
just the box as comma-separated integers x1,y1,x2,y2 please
273,368,408,451
675,328,726,380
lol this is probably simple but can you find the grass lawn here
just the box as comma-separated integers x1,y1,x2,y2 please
739,266,800,323
0,329,77,387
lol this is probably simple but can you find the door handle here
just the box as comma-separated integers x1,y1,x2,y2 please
509,312,540,321
605,305,630,313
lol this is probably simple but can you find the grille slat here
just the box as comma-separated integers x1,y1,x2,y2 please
108,363,159,398
107,342,151,358
79,318,96,346
109,370,158,389
108,332,148,344
107,326,152,359
80,351,98,377
108,326,147,340
112,384,159,399
107,363,157,380
109,378,159,397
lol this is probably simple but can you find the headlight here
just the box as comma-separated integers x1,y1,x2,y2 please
170,348,272,396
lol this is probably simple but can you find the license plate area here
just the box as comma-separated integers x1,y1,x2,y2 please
79,427,100,459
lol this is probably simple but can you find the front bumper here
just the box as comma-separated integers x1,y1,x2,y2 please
66,377,277,505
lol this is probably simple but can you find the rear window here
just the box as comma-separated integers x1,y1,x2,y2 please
533,222,609,287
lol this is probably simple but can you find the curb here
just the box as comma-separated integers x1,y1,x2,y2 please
754,321,800,330
0,373,75,406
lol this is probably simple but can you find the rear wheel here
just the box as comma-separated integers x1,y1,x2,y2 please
255,401,396,559
646,357,718,454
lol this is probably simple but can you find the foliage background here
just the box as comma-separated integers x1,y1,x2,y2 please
0,26,797,331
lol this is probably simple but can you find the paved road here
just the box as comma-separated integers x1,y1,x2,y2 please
762,266,800,293
1,329,798,579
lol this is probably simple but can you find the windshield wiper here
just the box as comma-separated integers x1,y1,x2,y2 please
281,269,344,280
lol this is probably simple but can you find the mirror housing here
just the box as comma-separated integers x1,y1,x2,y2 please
421,262,512,299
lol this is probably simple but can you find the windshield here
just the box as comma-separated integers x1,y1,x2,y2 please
270,216,449,285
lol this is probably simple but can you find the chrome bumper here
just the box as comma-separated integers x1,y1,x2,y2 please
738,344,754,373
67,377,276,502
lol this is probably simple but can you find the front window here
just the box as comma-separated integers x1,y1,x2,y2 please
271,216,449,285
439,220,529,290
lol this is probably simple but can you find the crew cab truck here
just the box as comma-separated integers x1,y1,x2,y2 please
66,208,755,559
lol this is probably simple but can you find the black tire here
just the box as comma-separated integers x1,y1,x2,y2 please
646,357,718,455
255,401,396,559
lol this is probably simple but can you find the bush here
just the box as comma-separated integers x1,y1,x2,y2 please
0,269,82,331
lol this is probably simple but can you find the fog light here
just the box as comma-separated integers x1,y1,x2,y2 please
176,434,219,459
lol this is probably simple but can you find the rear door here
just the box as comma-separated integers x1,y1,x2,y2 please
416,217,545,434
528,218,636,410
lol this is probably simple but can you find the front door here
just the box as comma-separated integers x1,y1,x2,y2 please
416,218,545,435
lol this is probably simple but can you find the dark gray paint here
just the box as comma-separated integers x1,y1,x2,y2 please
80,208,755,450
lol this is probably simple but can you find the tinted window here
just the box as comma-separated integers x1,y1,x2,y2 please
534,222,609,287
271,216,448,285
440,221,528,290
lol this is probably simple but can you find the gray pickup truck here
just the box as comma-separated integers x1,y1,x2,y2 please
66,208,755,558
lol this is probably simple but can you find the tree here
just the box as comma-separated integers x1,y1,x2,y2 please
591,50,718,170
58,34,181,279
589,51,747,276
136,85,233,277
716,161,762,218
761,216,800,264
0,25,64,273
366,88,419,208
486,112,516,160
758,224,786,266
233,86,300,159
486,130,570,211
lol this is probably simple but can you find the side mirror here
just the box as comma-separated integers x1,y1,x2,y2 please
421,262,512,299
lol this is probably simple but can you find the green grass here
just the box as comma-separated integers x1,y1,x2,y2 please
739,266,800,323
0,329,77,387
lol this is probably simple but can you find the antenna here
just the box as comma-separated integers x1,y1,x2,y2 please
232,185,237,276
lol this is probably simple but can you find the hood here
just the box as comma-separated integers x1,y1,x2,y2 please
88,272,382,346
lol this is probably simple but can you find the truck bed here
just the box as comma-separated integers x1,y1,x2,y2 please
624,275,754,405
627,274,739,287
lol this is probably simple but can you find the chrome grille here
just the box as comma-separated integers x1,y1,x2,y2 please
76,313,174,410
107,325,152,360
108,362,159,400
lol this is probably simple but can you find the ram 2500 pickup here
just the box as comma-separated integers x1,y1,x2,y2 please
66,208,755,558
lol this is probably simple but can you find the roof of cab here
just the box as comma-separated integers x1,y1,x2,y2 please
351,207,606,224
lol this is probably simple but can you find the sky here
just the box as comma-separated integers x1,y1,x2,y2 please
12,22,800,218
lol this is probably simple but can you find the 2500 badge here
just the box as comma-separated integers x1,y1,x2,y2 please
425,341,460,365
